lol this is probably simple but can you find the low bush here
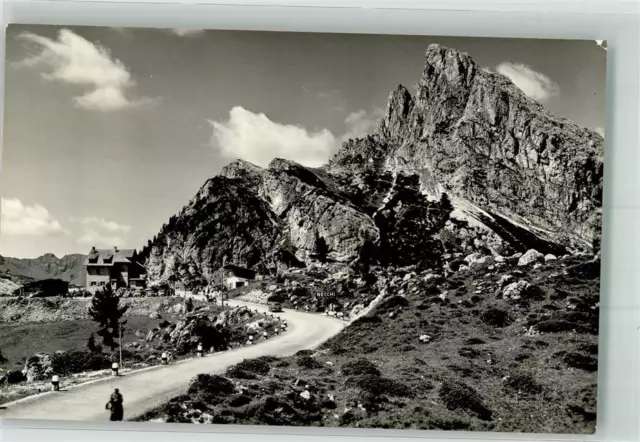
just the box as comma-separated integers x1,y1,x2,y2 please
227,394,253,407
187,374,235,397
504,372,543,396
377,296,409,313
438,380,492,421
345,374,413,398
480,308,512,328
234,358,271,376
226,366,257,380
341,358,380,376
563,352,597,372
294,349,314,357
296,356,324,369
50,349,111,376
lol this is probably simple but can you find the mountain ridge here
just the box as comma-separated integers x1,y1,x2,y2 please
135,44,603,286
0,253,86,287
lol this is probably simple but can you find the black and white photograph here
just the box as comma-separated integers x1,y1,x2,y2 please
0,25,604,433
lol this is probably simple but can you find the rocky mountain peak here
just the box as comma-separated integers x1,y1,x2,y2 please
220,159,265,193
142,43,603,287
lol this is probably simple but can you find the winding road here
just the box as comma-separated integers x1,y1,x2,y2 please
0,300,345,422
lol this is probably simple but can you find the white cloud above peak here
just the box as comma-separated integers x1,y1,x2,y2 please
209,107,337,168
15,28,152,111
209,106,384,168
1,198,68,236
496,62,560,102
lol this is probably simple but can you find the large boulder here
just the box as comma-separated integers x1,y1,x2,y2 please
464,253,494,270
502,280,544,301
23,353,54,382
518,249,545,266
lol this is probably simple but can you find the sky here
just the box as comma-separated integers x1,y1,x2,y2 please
0,25,606,258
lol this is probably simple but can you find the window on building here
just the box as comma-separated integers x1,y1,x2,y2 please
90,282,96,286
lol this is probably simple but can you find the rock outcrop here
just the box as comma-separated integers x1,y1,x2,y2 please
330,44,603,254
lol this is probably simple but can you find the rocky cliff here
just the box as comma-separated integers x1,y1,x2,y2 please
142,44,603,286
330,44,603,253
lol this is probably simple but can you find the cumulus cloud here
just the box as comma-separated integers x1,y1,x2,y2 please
170,29,205,37
209,107,383,168
78,217,132,233
77,230,126,248
496,62,560,102
1,198,68,236
14,28,152,111
595,127,605,137
209,107,338,168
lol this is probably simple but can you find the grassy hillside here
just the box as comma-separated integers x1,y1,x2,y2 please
137,255,599,433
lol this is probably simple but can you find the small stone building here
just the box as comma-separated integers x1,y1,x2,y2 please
222,264,257,290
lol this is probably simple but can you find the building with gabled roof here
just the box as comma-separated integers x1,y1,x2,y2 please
222,264,257,290
84,246,146,292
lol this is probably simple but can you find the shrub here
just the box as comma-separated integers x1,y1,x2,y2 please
578,343,598,355
295,349,314,357
5,369,26,384
342,358,381,376
464,338,486,345
458,347,480,359
567,260,600,280
226,366,257,380
504,373,543,396
351,314,383,326
563,352,597,372
423,284,440,295
227,394,253,407
438,380,492,421
235,358,271,376
535,320,581,333
187,374,235,397
158,320,171,328
345,374,413,397
480,308,512,328
377,296,409,312
51,349,111,376
297,356,324,369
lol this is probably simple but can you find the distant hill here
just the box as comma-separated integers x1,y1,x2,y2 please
0,253,86,287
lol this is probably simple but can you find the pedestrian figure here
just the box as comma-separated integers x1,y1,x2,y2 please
105,388,124,421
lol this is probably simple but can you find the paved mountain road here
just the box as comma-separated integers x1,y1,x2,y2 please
0,300,345,422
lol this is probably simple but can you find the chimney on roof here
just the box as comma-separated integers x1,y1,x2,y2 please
91,246,96,254
114,246,119,253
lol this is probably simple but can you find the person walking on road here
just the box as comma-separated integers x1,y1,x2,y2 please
105,388,124,421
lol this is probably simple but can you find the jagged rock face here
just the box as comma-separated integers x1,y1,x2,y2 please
261,159,379,263
220,159,266,193
331,44,603,253
145,176,283,284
